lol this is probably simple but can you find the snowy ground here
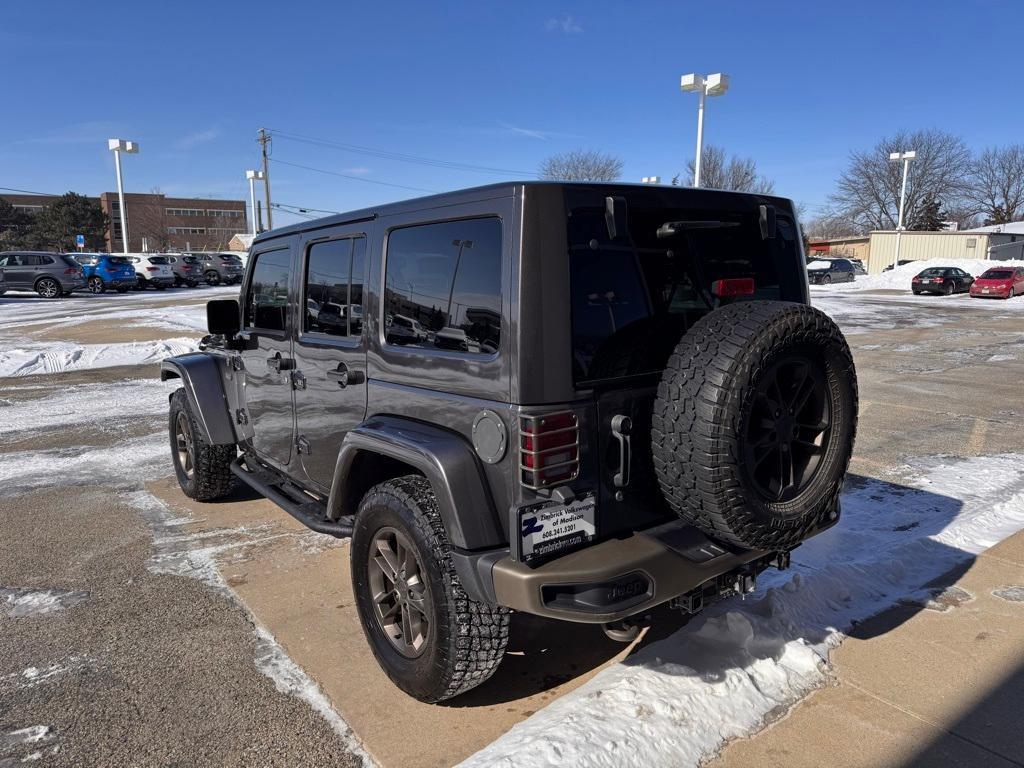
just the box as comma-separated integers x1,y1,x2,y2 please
3,282,1024,767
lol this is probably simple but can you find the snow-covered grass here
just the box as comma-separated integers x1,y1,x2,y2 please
814,259,1024,293
0,338,198,377
461,453,1024,768
0,378,169,435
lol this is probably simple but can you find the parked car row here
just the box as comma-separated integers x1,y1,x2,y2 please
0,250,246,298
911,265,1024,300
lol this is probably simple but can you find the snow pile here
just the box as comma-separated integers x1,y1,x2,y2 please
813,259,1024,293
0,338,198,377
460,453,1024,768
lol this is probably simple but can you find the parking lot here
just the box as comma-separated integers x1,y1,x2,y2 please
2,285,1024,767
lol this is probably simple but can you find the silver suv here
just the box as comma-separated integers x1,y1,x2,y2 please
0,251,86,298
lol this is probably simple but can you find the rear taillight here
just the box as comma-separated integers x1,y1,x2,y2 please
146,266,159,272
711,278,755,297
912,277,921,282
520,412,580,489
64,267,80,275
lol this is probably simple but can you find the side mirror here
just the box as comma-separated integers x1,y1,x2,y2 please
207,299,240,336
759,204,777,240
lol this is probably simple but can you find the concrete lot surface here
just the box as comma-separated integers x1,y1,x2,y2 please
1,287,1023,767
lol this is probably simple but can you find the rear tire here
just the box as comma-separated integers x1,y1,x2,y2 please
351,476,509,702
652,301,858,551
116,285,129,293
205,270,221,286
822,274,832,285
88,276,106,294
168,388,236,501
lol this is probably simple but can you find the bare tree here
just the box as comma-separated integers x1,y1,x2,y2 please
680,145,775,193
539,149,623,182
829,129,971,234
966,145,1024,225
132,187,172,252
804,214,855,240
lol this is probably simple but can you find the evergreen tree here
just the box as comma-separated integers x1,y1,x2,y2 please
0,198,32,249
908,193,946,231
26,193,108,251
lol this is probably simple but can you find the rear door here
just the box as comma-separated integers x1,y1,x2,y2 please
564,188,806,539
292,231,369,492
238,244,296,470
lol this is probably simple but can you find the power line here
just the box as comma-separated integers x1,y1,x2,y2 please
272,201,342,215
0,186,60,197
270,158,439,193
266,128,533,176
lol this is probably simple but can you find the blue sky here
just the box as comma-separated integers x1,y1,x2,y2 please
3,0,1022,227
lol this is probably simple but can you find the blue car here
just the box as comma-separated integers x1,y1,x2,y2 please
71,253,137,293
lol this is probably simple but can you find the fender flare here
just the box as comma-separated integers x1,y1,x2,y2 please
160,353,237,445
329,415,505,551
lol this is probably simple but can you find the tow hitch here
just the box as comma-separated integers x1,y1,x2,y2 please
670,551,791,616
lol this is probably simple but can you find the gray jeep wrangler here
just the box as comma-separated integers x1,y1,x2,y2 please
162,182,857,703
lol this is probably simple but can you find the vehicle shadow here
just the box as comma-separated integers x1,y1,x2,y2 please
455,472,976,705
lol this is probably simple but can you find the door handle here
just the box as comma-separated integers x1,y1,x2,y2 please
266,353,294,372
611,414,632,495
326,363,365,388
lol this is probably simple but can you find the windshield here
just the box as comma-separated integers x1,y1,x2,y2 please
566,189,804,384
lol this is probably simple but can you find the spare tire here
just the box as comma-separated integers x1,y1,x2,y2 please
652,301,857,550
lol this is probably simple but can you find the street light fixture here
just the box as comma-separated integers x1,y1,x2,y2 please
245,170,265,234
107,138,139,253
680,72,730,187
889,150,916,269
640,176,661,184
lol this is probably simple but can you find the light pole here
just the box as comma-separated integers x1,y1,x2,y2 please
889,150,916,269
446,239,473,326
680,73,729,188
245,170,265,234
107,139,139,253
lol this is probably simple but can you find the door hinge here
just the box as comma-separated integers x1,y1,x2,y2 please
230,356,244,371
296,435,311,455
235,408,249,425
290,370,306,390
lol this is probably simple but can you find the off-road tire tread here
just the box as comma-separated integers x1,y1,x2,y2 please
652,301,858,550
357,475,510,702
169,388,236,501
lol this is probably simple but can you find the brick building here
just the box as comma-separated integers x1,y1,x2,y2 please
2,192,248,252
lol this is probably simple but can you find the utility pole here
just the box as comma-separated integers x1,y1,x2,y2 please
257,128,273,229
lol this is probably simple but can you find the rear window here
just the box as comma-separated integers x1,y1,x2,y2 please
182,256,199,264
566,189,803,384
919,268,945,277
147,256,170,265
222,255,242,263
108,257,131,266
982,269,1013,279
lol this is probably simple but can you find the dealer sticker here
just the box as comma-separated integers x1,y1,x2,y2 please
517,492,596,565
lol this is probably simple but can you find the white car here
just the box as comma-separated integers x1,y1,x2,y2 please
128,254,176,290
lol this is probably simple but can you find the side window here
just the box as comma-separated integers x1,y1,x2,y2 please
245,249,291,332
303,236,367,338
20,255,38,266
384,217,502,355
40,255,53,265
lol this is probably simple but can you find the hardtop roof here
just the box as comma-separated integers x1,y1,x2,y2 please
250,181,794,246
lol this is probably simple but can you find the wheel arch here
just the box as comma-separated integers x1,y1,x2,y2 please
328,415,505,552
160,353,237,445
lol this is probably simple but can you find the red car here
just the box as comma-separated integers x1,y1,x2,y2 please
969,266,1024,299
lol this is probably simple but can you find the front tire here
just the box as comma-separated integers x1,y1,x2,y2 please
351,476,509,702
36,277,61,298
168,389,236,501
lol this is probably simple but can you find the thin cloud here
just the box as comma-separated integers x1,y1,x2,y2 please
7,121,121,147
342,167,371,175
545,13,583,35
175,128,221,150
499,122,549,140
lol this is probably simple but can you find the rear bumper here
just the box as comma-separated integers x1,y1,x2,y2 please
490,515,837,623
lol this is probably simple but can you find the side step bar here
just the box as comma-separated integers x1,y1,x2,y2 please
230,460,353,538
